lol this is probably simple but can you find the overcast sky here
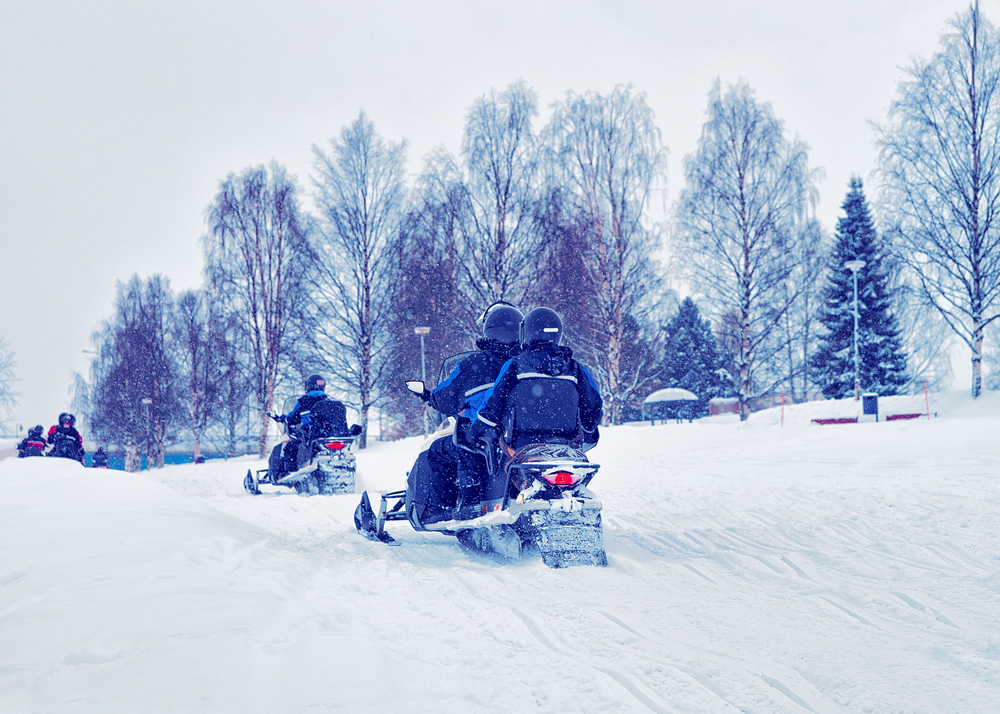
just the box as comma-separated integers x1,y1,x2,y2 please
0,0,988,434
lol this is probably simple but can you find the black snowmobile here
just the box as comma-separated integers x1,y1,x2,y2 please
354,370,607,568
244,397,359,496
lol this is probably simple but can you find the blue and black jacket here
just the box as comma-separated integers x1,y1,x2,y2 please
284,391,349,439
476,343,603,437
428,339,519,437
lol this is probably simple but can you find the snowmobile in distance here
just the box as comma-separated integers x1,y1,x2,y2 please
244,396,360,496
355,375,607,568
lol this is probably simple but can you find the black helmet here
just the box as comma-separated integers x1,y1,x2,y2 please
304,374,326,393
59,413,75,427
29,425,43,438
520,307,563,347
482,304,524,344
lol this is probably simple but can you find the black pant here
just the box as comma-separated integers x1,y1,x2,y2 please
427,435,488,503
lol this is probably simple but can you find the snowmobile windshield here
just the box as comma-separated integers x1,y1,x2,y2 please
438,351,477,385
279,396,299,436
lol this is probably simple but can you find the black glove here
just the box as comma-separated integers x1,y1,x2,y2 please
349,424,363,437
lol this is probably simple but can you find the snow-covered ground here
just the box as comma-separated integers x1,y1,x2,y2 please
2,391,999,713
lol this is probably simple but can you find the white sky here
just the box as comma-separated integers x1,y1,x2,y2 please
0,0,987,432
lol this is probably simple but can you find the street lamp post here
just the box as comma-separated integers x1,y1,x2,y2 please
414,326,431,435
141,397,153,469
844,260,867,400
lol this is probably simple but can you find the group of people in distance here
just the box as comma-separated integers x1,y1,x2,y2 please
16,412,109,468
15,304,597,492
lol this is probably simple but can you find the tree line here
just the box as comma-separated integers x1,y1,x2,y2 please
70,4,1000,468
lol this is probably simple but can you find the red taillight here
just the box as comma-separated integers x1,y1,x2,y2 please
542,470,579,486
323,441,346,451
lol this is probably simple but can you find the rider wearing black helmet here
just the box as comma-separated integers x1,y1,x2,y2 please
474,307,603,449
91,446,110,468
416,302,524,521
270,375,357,477
17,425,47,458
46,413,85,464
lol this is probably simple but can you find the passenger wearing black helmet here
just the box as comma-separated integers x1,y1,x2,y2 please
46,412,85,463
91,446,110,468
415,302,524,521
270,375,358,477
474,307,603,449
17,425,47,458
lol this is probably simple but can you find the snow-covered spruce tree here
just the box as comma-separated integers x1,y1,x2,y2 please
810,177,907,398
657,298,734,417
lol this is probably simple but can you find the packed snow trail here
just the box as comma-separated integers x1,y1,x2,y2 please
1,391,999,712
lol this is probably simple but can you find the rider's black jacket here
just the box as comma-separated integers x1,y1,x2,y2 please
428,339,519,436
47,423,84,462
283,391,349,438
475,343,603,436
18,436,46,457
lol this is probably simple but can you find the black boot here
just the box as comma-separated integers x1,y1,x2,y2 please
453,481,483,520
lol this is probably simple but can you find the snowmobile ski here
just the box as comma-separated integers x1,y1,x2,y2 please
243,469,261,495
354,491,399,545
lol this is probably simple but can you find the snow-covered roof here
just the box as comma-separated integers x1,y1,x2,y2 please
643,387,698,403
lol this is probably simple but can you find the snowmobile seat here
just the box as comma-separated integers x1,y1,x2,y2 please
501,375,581,449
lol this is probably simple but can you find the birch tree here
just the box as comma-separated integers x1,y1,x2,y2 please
0,339,16,430
311,113,406,448
675,79,819,420
876,2,1000,398
545,85,668,424
204,163,311,457
173,289,224,462
90,275,180,471
419,81,542,331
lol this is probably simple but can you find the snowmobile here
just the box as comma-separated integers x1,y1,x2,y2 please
47,432,84,463
354,374,607,568
244,397,359,496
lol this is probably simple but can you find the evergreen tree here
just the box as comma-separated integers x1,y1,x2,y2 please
810,177,908,398
657,298,733,417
